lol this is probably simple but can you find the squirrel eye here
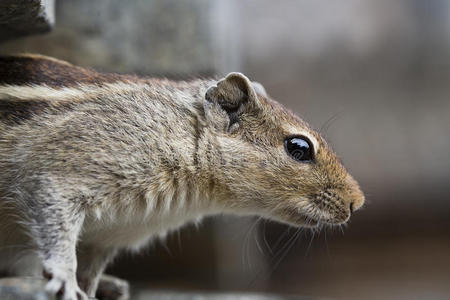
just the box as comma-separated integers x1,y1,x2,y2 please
284,137,313,162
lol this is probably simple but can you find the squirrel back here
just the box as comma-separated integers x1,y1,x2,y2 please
0,53,139,88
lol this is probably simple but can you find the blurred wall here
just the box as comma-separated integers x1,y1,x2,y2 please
0,0,231,76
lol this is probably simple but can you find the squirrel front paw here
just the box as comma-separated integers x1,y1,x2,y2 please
44,268,88,300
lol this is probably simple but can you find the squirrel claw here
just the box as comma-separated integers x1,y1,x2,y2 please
44,269,88,300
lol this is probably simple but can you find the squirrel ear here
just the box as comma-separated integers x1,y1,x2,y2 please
204,72,258,132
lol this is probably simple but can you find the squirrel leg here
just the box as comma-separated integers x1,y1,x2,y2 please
20,185,87,300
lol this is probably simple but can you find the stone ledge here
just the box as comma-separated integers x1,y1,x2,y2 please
0,277,332,300
0,277,55,300
133,290,332,300
0,0,55,42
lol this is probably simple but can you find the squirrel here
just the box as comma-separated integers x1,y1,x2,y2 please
0,54,364,300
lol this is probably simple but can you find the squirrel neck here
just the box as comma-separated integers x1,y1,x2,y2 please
140,78,230,215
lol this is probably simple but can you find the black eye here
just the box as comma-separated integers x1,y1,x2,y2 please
284,136,314,162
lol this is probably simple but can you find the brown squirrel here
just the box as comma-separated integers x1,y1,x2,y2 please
0,54,364,300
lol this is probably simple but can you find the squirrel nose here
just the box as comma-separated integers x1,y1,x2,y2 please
345,175,365,213
350,191,365,213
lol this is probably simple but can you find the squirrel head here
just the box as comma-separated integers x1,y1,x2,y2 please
204,72,364,227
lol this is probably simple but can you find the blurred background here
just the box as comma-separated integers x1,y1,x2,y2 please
2,1,450,299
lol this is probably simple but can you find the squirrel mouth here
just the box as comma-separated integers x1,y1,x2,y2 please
281,207,320,228
281,205,348,228
282,202,351,227
295,214,320,228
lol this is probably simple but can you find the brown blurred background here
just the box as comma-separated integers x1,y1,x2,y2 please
2,1,450,299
